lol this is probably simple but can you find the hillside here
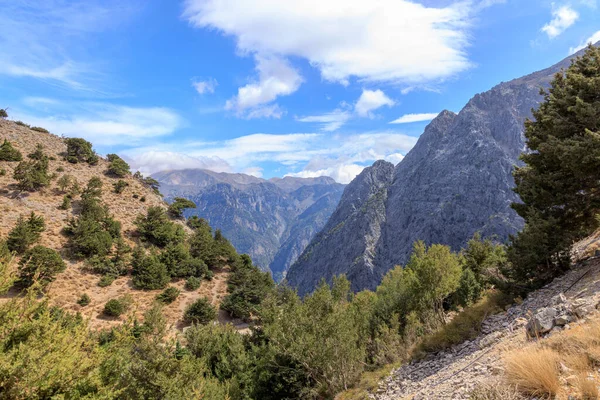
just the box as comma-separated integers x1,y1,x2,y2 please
287,46,590,296
154,169,345,281
0,119,235,333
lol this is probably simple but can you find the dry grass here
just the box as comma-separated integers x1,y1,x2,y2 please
577,374,599,400
469,382,525,400
335,363,399,400
504,347,561,397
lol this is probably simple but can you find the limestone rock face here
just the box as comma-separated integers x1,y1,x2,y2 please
287,49,581,295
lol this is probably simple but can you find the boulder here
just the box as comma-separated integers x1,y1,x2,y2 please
526,307,557,338
570,299,595,319
551,293,567,305
554,315,572,326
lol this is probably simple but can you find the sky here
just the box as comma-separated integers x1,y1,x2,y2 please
0,1,599,184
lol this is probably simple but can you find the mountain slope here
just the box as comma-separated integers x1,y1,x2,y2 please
153,169,345,281
287,49,584,295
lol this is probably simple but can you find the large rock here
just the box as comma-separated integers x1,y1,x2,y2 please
526,307,557,338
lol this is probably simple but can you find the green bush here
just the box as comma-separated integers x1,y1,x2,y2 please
13,146,50,191
14,120,29,127
168,197,196,218
18,245,66,288
106,154,130,177
0,139,22,161
184,297,217,325
30,126,49,133
77,293,91,306
131,248,170,290
185,276,202,291
0,108,7,118
159,242,192,277
156,286,180,304
56,174,73,192
103,296,132,317
59,195,72,210
112,179,128,194
7,212,45,254
98,274,115,287
56,166,64,172
134,206,185,248
64,138,96,164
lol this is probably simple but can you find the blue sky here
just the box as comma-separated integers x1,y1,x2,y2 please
0,0,599,183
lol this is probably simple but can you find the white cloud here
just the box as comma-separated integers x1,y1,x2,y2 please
296,109,352,132
287,163,365,184
183,0,475,85
390,112,439,124
225,55,302,118
243,166,264,177
579,0,597,8
355,89,395,117
13,103,183,146
541,5,579,39
192,78,218,94
125,151,232,176
569,30,600,54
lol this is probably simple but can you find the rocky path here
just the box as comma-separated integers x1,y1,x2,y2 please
373,257,600,400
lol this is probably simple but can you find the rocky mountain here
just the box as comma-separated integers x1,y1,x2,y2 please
153,169,345,281
286,48,583,295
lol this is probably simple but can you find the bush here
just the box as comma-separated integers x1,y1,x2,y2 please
13,146,50,191
134,206,185,248
103,296,132,317
159,242,191,277
77,293,91,306
184,297,217,324
98,274,115,287
59,195,72,210
0,139,22,161
30,126,49,133
168,198,196,218
112,179,128,194
0,169,5,176
56,166,64,172
0,108,7,118
64,138,96,164
18,245,66,288
156,287,180,304
7,212,45,254
14,121,29,127
131,248,170,290
106,154,130,177
57,174,73,192
185,276,202,291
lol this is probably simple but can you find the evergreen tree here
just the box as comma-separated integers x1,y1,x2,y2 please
167,197,196,218
508,45,600,292
18,245,66,288
0,140,22,161
64,138,96,164
131,248,170,290
7,212,45,254
135,206,185,248
106,154,130,177
13,145,50,191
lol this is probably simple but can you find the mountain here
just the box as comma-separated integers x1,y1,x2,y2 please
286,48,583,295
153,169,345,281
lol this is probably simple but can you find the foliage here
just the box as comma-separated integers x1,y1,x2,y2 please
13,145,50,191
56,174,73,192
18,245,66,289
508,45,600,293
106,154,130,177
156,286,180,304
113,179,128,194
131,247,170,290
78,293,91,306
184,297,217,325
185,276,202,291
135,206,185,248
59,194,72,210
30,126,49,133
0,108,7,118
158,242,191,277
0,139,22,161
168,197,196,218
7,212,45,254
64,138,96,164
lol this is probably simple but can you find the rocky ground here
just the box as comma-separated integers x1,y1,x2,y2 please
372,255,600,400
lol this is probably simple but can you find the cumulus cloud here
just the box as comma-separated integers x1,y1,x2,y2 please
183,0,475,85
390,112,439,124
225,55,302,118
192,78,218,94
541,5,579,39
569,30,600,54
296,109,352,132
355,89,395,117
124,151,232,176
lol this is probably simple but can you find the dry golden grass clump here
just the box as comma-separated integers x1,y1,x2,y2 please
503,317,600,399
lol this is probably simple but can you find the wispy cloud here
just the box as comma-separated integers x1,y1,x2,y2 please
390,112,439,124
355,89,395,117
541,5,579,39
192,78,218,94
296,109,352,132
569,30,600,54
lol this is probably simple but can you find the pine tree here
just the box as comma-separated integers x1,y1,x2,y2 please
508,45,600,292
0,140,22,161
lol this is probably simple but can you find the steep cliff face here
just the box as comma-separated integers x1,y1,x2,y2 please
153,169,344,281
287,50,581,295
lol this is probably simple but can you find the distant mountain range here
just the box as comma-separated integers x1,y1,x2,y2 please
153,169,345,281
285,46,584,295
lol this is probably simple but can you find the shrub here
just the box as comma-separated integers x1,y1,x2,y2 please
14,120,29,127
103,296,132,317
158,242,191,277
59,195,72,210
113,179,128,194
0,108,7,118
0,139,22,161
64,138,96,164
30,126,49,133
184,297,217,324
177,258,208,279
98,274,115,287
134,206,185,248
18,245,66,288
106,154,130,177
13,155,50,191
57,174,73,192
0,169,5,176
168,198,196,218
156,287,180,304
185,276,201,291
131,248,170,290
56,166,64,172
504,348,560,397
140,196,146,202
7,212,45,254
77,293,91,306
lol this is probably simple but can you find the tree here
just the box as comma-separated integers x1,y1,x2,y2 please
188,220,215,265
0,140,22,161
112,179,128,194
13,145,50,191
7,212,45,254
103,295,132,317
64,138,96,164
56,174,73,192
135,206,184,247
131,248,170,290
508,45,600,292
184,297,217,324
0,108,7,118
18,245,66,288
156,286,180,304
168,198,196,218
106,154,130,177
